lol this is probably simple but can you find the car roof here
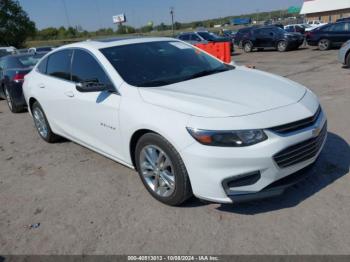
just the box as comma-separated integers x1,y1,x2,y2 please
59,37,175,51
1,53,45,59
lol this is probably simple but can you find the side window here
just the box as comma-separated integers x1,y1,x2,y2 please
0,59,6,70
7,57,22,69
46,50,73,81
71,49,111,85
191,34,201,42
179,34,190,41
37,57,48,74
329,23,345,32
345,23,350,31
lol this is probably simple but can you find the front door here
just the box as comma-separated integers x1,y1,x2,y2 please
63,49,122,159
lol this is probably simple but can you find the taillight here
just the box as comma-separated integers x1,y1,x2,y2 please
13,73,26,83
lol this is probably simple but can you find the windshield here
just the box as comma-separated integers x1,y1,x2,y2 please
18,53,45,67
197,32,217,41
100,41,233,87
274,27,287,33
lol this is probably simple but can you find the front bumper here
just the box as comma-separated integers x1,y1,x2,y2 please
227,163,314,203
181,108,327,204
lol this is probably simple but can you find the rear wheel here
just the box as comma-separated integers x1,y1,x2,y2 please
277,41,288,52
346,53,350,68
31,101,61,143
243,42,253,53
135,133,192,206
4,86,24,113
318,39,330,51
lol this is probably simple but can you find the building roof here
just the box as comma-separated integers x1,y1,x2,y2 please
300,0,350,14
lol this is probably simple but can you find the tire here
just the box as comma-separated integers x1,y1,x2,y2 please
4,86,24,113
135,133,192,206
318,39,330,51
243,41,253,53
277,41,288,52
31,101,61,143
346,53,350,68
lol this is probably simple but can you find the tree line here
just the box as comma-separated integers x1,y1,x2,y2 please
1,0,300,47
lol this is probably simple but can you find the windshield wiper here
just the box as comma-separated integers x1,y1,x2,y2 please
184,67,232,81
136,80,173,87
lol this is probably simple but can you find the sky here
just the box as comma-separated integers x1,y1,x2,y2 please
18,0,304,31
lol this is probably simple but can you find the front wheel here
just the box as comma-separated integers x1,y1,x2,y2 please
31,101,61,143
277,41,288,52
243,42,253,53
318,39,330,51
135,133,192,206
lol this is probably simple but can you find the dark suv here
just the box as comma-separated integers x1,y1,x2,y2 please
177,31,234,53
237,26,304,52
306,21,350,50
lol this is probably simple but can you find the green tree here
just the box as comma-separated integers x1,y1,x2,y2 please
0,0,36,47
116,25,136,34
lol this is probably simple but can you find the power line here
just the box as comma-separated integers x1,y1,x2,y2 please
61,0,71,28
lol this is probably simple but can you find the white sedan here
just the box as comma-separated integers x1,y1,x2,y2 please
23,37,327,205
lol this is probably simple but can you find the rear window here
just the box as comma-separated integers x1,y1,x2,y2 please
17,54,44,67
37,57,48,74
46,50,73,80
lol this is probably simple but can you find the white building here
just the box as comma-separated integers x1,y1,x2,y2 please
300,0,350,23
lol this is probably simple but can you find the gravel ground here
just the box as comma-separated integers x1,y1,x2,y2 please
0,47,349,255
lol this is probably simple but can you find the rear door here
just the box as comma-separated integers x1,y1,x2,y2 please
329,23,348,45
255,28,274,47
341,23,350,43
36,49,76,135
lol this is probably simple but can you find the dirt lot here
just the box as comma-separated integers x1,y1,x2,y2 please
0,47,349,255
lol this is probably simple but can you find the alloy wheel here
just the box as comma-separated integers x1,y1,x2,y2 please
278,41,287,52
139,145,175,197
4,88,13,111
319,39,329,50
33,107,49,138
244,43,252,52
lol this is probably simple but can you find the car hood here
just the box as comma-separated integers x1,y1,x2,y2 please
138,66,307,118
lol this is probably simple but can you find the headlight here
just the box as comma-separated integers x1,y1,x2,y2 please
186,128,267,147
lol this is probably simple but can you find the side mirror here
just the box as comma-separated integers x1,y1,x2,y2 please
76,81,114,93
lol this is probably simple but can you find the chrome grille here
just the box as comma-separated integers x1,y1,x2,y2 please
273,122,327,168
269,106,321,134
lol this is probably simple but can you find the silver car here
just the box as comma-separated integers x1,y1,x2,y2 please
338,40,350,67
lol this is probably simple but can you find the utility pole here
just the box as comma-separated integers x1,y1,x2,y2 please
62,0,71,28
170,7,175,37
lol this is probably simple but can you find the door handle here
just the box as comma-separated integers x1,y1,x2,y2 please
38,84,45,89
64,91,74,97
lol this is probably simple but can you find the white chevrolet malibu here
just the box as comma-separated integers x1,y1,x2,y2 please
23,37,327,205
